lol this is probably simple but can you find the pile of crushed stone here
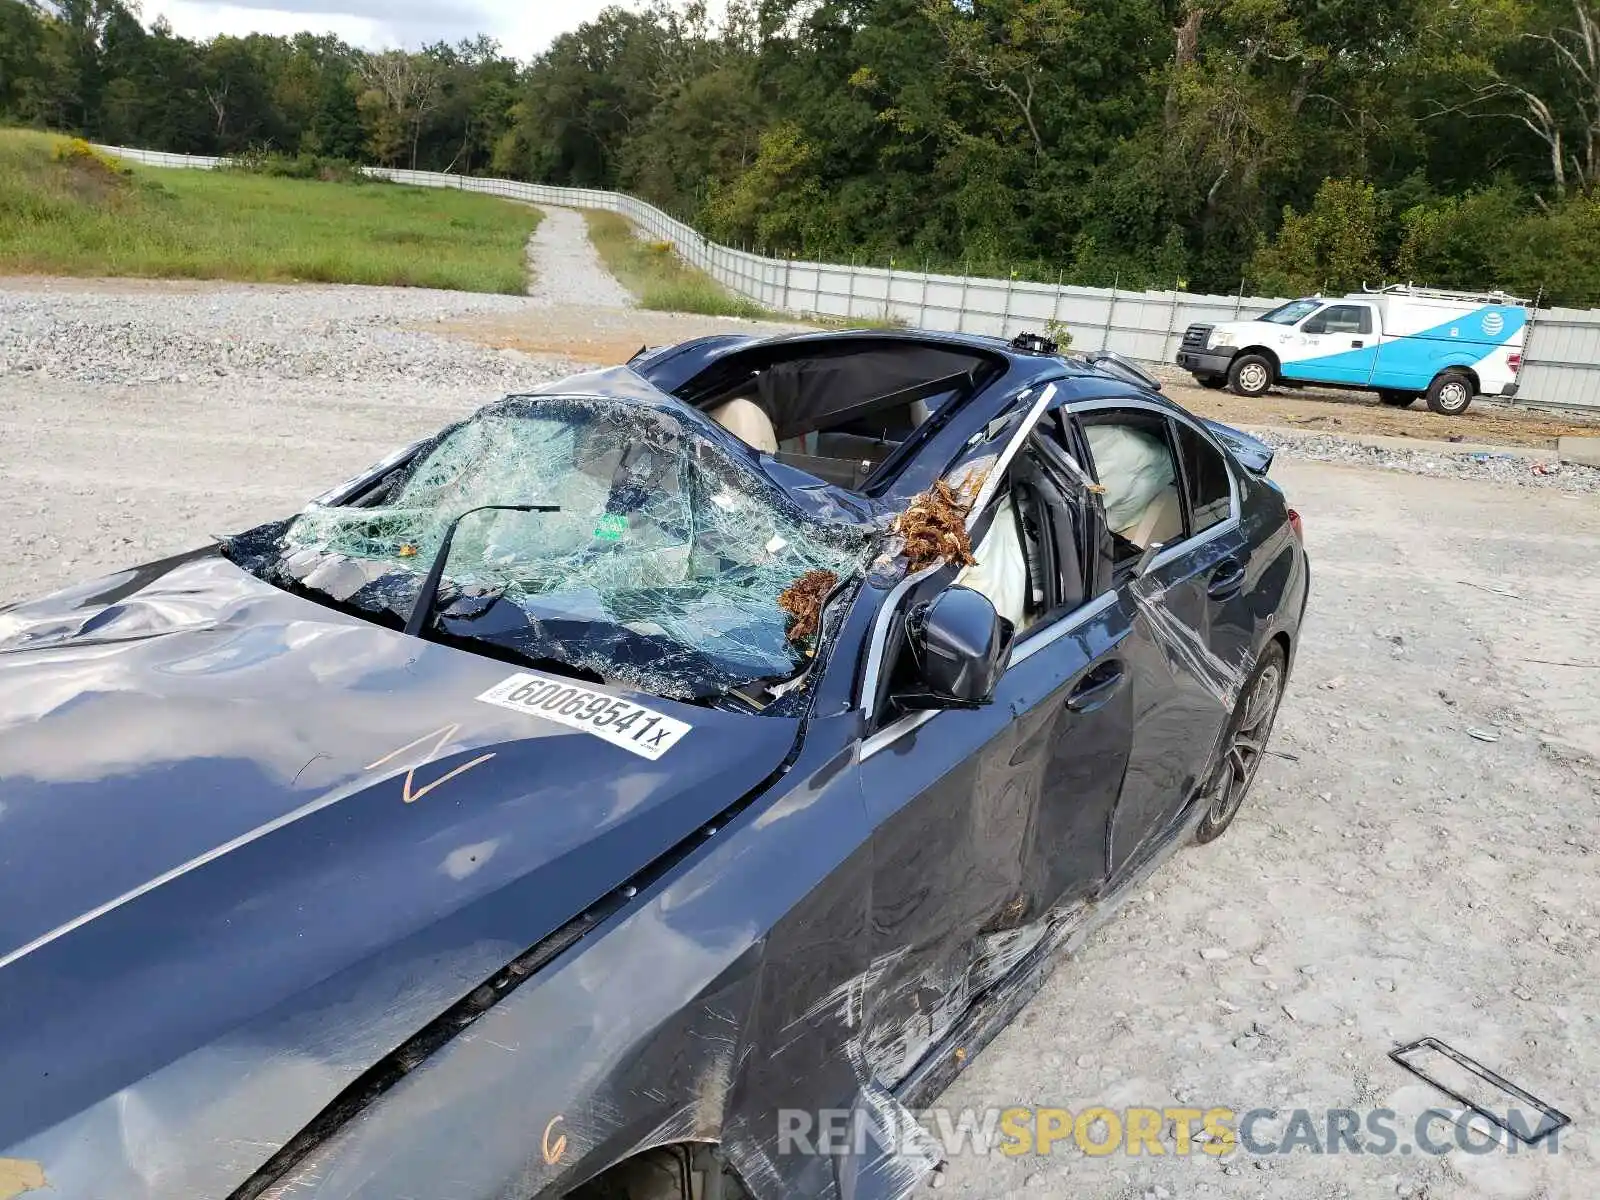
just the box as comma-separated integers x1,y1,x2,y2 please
1254,430,1600,492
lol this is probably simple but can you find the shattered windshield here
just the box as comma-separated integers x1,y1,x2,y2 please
236,395,876,702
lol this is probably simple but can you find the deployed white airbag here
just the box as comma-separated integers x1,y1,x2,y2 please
1085,424,1177,536
957,495,1027,630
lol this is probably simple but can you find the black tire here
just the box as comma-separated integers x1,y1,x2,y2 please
1195,374,1227,390
1377,390,1417,408
1425,370,1475,416
1227,353,1274,398
1195,643,1287,844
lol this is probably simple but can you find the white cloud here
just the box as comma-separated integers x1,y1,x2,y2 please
138,0,638,59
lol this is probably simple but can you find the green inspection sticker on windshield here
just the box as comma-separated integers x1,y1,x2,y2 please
593,512,628,541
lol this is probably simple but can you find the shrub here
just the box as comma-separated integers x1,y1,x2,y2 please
226,146,372,184
1250,178,1385,296
49,137,127,175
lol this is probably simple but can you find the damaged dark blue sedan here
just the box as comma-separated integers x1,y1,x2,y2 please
0,330,1309,1200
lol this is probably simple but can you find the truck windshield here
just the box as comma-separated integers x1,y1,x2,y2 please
1259,299,1322,326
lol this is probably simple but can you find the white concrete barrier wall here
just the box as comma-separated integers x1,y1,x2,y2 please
93,145,1600,411
1521,308,1600,411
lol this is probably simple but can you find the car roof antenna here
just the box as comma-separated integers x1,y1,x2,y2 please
403,503,560,640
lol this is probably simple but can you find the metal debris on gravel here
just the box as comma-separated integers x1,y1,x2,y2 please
1252,430,1600,492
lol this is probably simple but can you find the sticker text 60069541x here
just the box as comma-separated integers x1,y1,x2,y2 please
476,672,692,761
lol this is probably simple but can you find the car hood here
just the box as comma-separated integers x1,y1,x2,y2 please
0,551,798,1192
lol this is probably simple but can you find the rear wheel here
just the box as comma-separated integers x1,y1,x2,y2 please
1195,643,1286,844
1425,371,1475,416
1377,389,1417,408
1227,353,1274,398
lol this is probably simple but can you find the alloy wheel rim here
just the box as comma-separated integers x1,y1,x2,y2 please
1206,663,1283,826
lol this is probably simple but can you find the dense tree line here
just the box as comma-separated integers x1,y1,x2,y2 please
6,0,1600,303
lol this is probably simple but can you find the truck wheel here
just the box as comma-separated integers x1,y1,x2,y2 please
1377,390,1417,408
1227,354,1274,397
1425,371,1474,416
1195,375,1227,390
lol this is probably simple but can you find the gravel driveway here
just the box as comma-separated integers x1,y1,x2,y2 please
2,227,1598,1200
526,205,636,308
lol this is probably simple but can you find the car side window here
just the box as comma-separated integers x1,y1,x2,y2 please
871,415,1101,727
954,436,1092,636
1305,304,1371,335
1077,409,1185,570
1173,420,1232,535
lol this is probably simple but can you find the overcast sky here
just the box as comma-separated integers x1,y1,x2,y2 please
138,0,638,60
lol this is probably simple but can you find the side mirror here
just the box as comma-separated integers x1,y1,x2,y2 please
1301,318,1327,335
897,586,1015,711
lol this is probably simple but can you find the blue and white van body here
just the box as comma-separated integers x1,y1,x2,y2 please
1176,286,1529,415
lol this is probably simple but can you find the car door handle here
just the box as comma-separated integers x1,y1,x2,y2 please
1207,560,1246,600
1352,339,1365,348
1066,663,1126,713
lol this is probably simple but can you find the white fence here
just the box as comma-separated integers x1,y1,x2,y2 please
1520,308,1600,410
361,164,1285,364
94,145,1600,411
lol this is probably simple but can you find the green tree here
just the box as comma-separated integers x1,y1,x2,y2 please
1395,184,1527,289
0,0,49,121
1250,177,1385,294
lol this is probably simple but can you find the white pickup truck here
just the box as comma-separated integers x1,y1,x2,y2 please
1175,285,1528,415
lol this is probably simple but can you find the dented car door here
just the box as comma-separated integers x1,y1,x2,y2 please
1066,403,1244,876
854,417,1134,1091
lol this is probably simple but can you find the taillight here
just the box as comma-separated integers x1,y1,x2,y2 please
1287,508,1303,540
1509,352,1522,374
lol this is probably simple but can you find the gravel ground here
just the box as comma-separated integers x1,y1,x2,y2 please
1153,366,1600,450
2,217,1598,1200
930,458,1600,1200
526,205,636,308
1251,430,1600,493
0,278,576,386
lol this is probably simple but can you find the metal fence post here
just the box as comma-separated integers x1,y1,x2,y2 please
846,256,857,320
1163,285,1181,362
919,260,930,329
782,257,793,313
957,263,970,334
1514,286,1546,408
1102,274,1119,352
1233,278,1245,318
1002,268,1016,339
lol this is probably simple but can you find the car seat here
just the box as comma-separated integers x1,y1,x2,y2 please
1127,486,1183,548
708,398,778,454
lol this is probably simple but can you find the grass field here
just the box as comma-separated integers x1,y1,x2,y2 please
582,210,771,318
0,130,537,293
